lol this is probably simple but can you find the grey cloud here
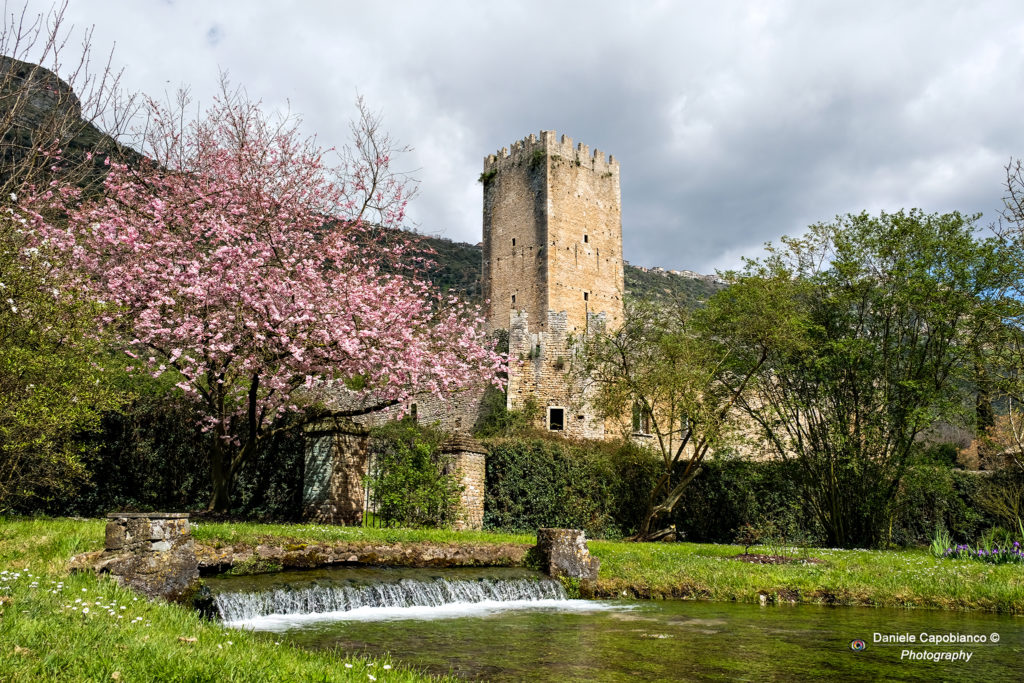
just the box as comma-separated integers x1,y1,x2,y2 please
40,0,1024,272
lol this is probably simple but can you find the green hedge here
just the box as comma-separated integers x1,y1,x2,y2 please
483,436,1009,547
482,436,658,538
669,459,1001,547
669,458,821,545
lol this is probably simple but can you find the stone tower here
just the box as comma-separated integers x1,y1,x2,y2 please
482,131,624,439
482,131,624,335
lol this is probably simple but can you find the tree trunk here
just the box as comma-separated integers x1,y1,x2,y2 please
207,437,232,513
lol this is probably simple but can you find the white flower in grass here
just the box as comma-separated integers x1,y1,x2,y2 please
344,664,353,669
383,665,391,670
82,607,89,614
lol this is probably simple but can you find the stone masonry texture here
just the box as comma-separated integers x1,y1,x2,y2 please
73,513,199,602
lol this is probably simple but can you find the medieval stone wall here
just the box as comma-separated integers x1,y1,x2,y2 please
545,143,624,333
354,384,489,435
442,436,487,531
302,418,369,525
506,309,608,440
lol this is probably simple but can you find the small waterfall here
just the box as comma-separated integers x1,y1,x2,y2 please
214,575,568,624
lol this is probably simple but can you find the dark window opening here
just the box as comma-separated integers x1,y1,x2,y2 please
584,234,589,243
410,403,418,423
548,407,565,431
632,403,651,434
511,294,516,305
583,292,589,301
512,238,516,246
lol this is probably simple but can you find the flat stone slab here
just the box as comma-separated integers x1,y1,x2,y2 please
107,512,190,519
194,541,530,573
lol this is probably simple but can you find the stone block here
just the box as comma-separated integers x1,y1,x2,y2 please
535,528,600,582
83,513,199,602
104,523,126,551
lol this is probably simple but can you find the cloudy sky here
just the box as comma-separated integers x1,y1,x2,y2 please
18,0,1024,272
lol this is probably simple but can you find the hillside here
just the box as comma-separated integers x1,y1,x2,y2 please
416,233,724,306
0,56,140,195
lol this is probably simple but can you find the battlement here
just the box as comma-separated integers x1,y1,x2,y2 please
484,130,619,176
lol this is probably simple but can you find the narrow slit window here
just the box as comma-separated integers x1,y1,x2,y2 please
512,238,516,246
583,292,589,301
583,234,589,243
511,294,516,305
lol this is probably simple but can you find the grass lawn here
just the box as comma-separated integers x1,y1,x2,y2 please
3,517,1023,680
190,520,533,547
0,517,448,682
588,540,1024,612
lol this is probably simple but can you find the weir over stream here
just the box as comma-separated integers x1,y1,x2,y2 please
204,567,602,630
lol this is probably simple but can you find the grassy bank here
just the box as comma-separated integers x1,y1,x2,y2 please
0,517,447,682
190,521,532,547
588,540,1024,613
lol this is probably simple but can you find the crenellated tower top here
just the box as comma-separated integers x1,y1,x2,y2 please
484,130,619,177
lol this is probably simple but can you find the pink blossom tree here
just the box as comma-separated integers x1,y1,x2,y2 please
38,86,503,511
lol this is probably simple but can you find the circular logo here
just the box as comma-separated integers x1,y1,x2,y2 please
850,640,867,652
991,633,1000,643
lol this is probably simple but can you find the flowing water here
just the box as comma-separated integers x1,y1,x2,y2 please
207,567,1024,681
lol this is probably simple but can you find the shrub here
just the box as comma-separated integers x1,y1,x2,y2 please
670,458,820,545
366,421,462,528
29,390,306,521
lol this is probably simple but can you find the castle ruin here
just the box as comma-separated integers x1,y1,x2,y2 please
483,131,624,438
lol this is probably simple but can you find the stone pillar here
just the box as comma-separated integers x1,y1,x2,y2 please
89,512,198,601
534,528,600,582
303,418,369,525
442,436,487,531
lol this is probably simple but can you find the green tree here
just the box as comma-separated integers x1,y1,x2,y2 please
580,277,801,542
987,159,1024,469
0,209,123,511
738,210,1010,548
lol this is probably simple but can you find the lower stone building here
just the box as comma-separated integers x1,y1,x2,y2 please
301,384,491,530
